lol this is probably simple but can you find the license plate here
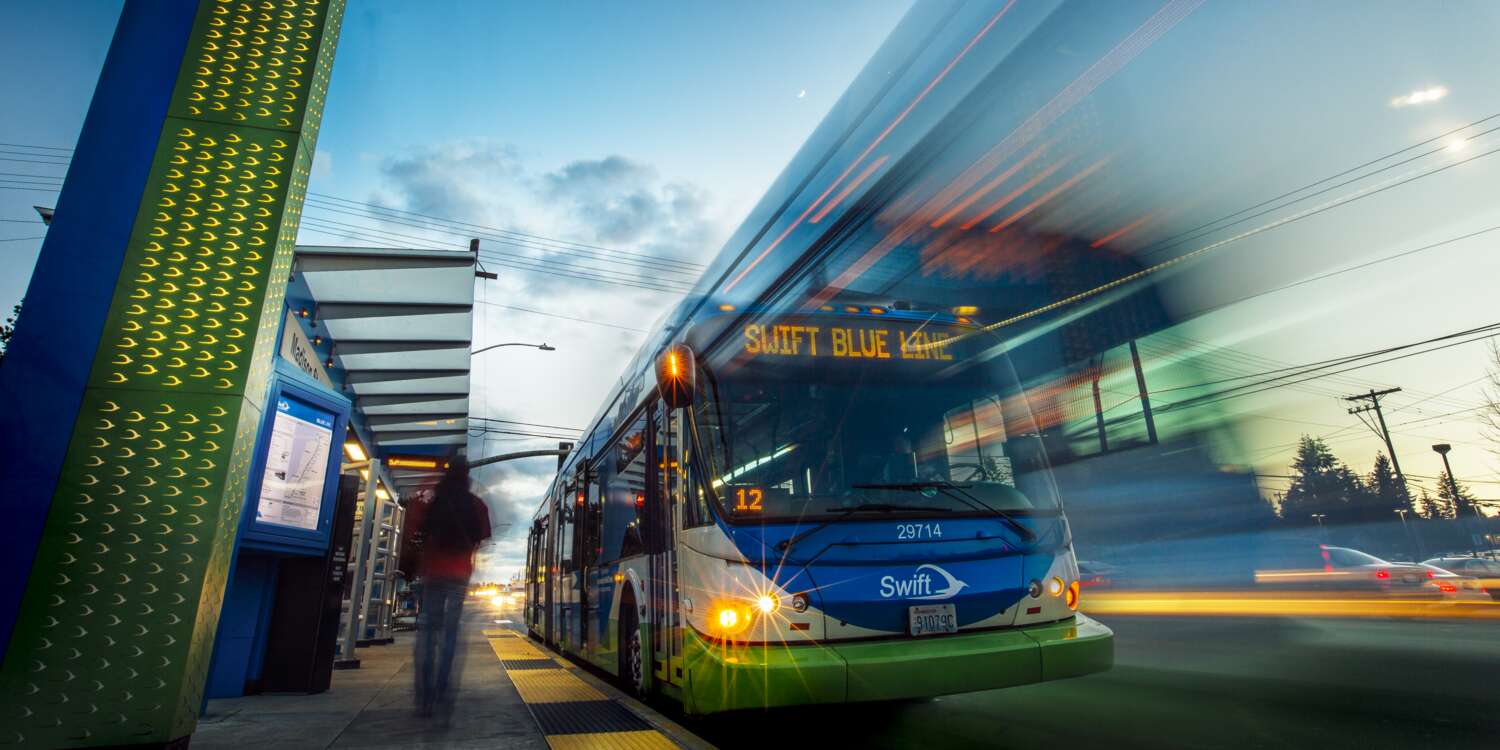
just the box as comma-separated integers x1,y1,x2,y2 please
908,604,958,636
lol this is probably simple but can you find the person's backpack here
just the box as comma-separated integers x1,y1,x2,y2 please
424,491,479,553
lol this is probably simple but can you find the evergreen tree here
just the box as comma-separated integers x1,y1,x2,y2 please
0,301,19,366
1361,452,1409,517
1435,470,1478,520
1417,488,1444,520
1281,435,1365,524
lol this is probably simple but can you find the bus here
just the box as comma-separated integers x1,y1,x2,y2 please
522,0,1135,714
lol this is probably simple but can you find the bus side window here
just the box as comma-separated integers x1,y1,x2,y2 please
614,413,649,558
680,428,714,529
561,483,577,571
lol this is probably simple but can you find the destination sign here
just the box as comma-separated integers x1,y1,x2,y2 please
742,321,957,361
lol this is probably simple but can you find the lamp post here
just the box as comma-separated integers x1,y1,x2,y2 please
1432,443,1482,558
1393,508,1420,561
1311,513,1327,541
471,342,556,356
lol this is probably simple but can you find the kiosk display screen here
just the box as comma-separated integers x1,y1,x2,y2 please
256,396,335,531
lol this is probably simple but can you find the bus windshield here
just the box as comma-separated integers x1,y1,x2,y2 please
692,317,1059,522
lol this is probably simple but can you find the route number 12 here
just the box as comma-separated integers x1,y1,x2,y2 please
735,487,764,512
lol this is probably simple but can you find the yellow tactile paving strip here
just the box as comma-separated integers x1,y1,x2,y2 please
544,730,680,750
509,668,609,703
488,636,550,661
487,631,679,749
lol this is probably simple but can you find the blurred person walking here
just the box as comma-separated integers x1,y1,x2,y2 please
413,461,491,720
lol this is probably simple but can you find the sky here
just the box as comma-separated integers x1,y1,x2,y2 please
3,1,1499,583
0,0,914,582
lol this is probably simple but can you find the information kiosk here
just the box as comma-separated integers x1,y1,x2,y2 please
205,359,354,697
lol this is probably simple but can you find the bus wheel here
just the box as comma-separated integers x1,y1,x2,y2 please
620,591,646,697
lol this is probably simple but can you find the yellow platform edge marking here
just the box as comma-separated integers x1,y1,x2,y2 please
489,639,547,661
546,730,680,750
509,668,608,703
489,631,679,748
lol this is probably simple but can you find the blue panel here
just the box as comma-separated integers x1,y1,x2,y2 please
204,555,275,699
0,0,198,656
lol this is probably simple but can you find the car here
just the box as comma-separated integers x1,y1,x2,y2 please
1422,556,1500,601
1077,559,1125,589
1417,563,1490,602
1255,543,1434,595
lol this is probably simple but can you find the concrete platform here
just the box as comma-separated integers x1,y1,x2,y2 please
194,616,547,749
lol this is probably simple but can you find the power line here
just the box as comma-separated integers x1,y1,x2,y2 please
297,218,690,294
1155,323,1500,414
0,172,63,181
300,216,696,291
0,142,73,152
470,416,582,433
0,236,45,243
0,142,708,274
297,217,692,294
475,300,648,333
302,198,704,279
0,157,69,167
1132,112,1500,262
308,191,706,269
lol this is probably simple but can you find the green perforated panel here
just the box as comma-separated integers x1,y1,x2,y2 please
0,1,344,745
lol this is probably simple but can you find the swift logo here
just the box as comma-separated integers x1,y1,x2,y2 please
878,564,969,600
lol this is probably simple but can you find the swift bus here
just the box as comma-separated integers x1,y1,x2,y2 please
525,303,1112,713
524,0,1120,714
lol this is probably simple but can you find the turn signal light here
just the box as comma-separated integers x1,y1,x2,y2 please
1065,580,1080,610
710,602,752,637
717,607,739,629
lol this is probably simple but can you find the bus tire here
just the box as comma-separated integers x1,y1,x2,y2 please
619,588,647,698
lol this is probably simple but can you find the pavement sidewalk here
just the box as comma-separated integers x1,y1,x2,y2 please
194,619,547,749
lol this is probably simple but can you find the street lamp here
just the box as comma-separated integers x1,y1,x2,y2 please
1432,443,1485,557
1311,513,1327,540
1393,508,1421,561
470,342,556,356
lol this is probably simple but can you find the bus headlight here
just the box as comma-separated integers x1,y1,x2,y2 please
756,593,780,615
1048,577,1064,597
791,593,809,613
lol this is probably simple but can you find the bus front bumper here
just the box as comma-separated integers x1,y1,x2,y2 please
681,614,1113,714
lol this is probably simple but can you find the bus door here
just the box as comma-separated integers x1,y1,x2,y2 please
543,499,556,645
649,404,685,687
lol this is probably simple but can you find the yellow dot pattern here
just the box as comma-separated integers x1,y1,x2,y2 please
0,1,344,746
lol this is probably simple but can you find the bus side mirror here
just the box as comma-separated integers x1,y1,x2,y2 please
657,344,696,409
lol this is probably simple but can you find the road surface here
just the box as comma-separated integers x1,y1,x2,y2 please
681,615,1500,749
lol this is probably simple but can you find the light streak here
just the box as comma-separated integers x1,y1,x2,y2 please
810,155,889,224
1084,591,1500,620
986,157,1109,233
957,154,1073,231
1090,211,1157,248
723,0,1020,292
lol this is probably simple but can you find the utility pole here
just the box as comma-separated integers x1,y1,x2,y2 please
1345,387,1410,503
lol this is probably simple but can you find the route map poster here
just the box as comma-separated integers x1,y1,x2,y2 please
256,396,335,531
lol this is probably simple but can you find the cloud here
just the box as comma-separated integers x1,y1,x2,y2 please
377,141,523,225
538,156,719,264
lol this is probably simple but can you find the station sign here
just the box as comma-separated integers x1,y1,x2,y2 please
386,454,450,471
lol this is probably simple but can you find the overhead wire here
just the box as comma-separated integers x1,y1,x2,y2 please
307,190,705,270
300,212,694,290
296,217,690,294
